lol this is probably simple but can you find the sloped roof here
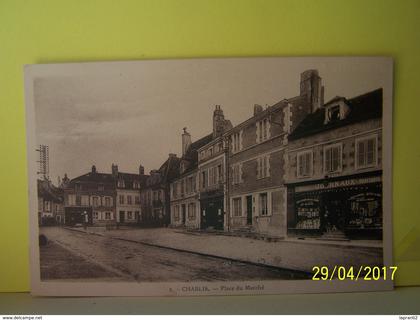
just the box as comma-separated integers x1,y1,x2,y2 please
69,172,115,185
37,179,63,202
289,88,382,140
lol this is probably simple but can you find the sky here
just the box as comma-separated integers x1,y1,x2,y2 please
32,57,391,183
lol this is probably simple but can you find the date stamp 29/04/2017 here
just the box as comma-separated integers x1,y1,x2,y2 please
312,266,398,281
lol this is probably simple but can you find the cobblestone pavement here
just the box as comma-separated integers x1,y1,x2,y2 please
40,227,310,282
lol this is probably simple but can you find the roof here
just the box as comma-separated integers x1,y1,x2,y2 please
37,179,63,202
289,88,382,140
69,172,115,185
146,155,181,187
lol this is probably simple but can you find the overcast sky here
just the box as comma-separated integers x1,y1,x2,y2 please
33,57,391,183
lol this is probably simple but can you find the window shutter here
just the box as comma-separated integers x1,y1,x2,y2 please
256,158,260,178
267,155,271,177
240,163,243,183
239,130,243,151
325,148,331,172
358,141,365,167
367,139,375,165
256,122,260,143
267,118,271,139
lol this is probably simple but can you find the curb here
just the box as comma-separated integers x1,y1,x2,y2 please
64,227,312,277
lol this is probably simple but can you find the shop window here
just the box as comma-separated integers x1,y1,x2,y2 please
356,136,377,169
232,197,242,217
295,198,320,229
297,150,313,178
259,193,268,216
324,144,342,173
348,193,382,229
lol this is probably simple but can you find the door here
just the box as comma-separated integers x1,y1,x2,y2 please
246,195,253,225
119,211,125,223
181,204,186,224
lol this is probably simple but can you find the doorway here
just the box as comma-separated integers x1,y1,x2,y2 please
119,211,125,223
246,195,253,225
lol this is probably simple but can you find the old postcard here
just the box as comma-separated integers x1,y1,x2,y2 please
24,57,393,296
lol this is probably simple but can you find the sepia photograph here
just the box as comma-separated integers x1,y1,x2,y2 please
24,57,393,296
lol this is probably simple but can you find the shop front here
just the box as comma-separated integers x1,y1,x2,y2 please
287,174,382,239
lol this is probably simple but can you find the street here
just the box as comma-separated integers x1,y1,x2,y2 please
40,227,310,282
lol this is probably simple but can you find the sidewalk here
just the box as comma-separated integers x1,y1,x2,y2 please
68,227,383,273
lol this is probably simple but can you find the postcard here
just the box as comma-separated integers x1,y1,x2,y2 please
24,57,393,296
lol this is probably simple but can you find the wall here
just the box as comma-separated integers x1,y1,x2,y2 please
0,0,419,291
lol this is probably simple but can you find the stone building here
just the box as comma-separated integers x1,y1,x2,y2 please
140,154,180,227
285,88,383,240
63,165,115,226
225,70,320,237
37,179,64,226
197,105,232,230
113,164,147,225
170,129,213,229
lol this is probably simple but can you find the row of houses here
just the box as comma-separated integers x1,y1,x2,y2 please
38,69,383,240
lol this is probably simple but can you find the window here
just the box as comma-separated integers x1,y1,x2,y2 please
119,194,125,204
135,211,140,220
127,211,133,219
98,184,104,191
133,181,140,189
232,131,242,153
356,136,377,169
186,176,194,194
257,155,270,179
208,147,213,157
181,180,185,195
259,193,268,216
200,151,205,160
93,211,99,220
76,195,81,206
105,197,111,207
201,171,207,189
127,195,132,205
105,212,111,220
209,167,218,186
232,164,242,184
256,118,270,143
188,203,196,220
75,183,82,191
44,201,51,212
326,105,340,122
67,194,76,206
324,144,342,173
135,196,140,204
297,151,313,177
91,196,98,207
117,180,125,188
174,205,180,221
232,197,242,217
217,164,223,182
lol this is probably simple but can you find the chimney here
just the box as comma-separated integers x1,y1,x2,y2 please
254,104,263,116
182,127,192,156
300,69,322,113
169,153,177,158
139,165,145,175
213,105,225,138
91,165,97,173
111,163,118,177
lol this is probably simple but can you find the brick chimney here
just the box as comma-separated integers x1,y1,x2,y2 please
91,165,97,173
182,127,192,156
213,105,226,138
300,69,324,113
139,165,145,175
254,104,263,116
111,163,118,177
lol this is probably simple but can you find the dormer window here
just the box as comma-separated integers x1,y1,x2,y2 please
117,179,125,188
327,105,340,122
133,181,140,189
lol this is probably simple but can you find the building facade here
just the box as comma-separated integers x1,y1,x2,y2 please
225,70,320,237
170,129,212,229
113,164,145,225
197,105,232,230
63,165,115,226
37,179,64,226
140,154,180,227
285,88,383,240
